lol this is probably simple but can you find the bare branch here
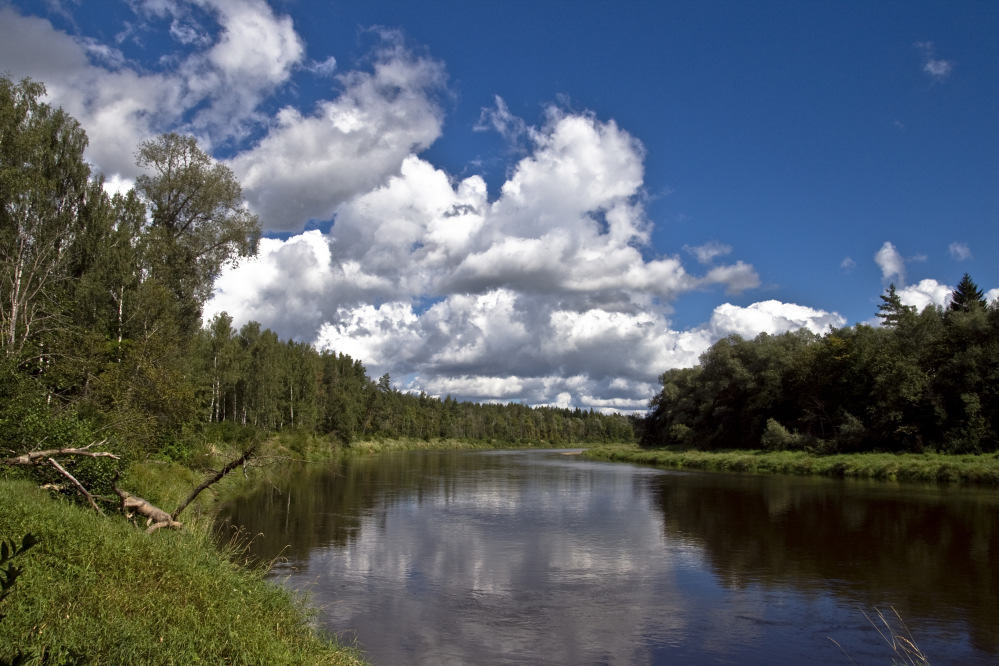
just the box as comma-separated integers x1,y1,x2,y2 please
47,457,104,515
4,440,118,466
172,444,257,520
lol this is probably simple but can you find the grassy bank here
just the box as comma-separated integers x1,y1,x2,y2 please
584,444,999,485
0,429,368,665
0,479,363,665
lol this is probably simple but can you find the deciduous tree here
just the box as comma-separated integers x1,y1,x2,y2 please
135,133,261,334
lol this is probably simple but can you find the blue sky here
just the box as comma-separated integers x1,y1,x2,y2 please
2,1,997,411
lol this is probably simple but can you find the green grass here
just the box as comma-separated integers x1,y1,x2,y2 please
0,480,363,665
340,436,588,454
584,445,999,485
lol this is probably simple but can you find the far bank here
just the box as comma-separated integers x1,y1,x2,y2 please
583,445,999,485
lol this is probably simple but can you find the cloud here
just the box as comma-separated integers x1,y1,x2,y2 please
207,231,337,337
897,279,953,311
704,301,845,339
308,55,338,77
916,41,953,82
840,256,856,271
3,3,848,412
207,105,795,411
475,95,529,148
0,1,305,175
684,242,732,265
874,241,905,284
230,38,447,231
949,242,972,261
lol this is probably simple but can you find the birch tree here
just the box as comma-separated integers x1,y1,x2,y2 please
0,76,90,360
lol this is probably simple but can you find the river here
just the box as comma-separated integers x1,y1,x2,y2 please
217,449,999,664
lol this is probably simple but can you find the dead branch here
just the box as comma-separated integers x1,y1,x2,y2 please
47,457,105,516
4,440,118,466
112,480,183,533
172,444,257,521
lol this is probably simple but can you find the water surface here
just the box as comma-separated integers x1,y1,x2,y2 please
218,449,999,664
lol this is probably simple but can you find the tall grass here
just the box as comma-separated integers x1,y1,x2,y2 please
584,445,999,485
831,607,931,666
0,480,363,665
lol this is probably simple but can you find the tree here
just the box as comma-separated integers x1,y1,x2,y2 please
135,133,261,334
877,284,916,329
949,273,986,312
0,76,91,360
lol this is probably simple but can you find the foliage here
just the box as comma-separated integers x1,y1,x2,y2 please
0,76,91,361
0,533,39,666
135,133,261,335
644,281,999,454
949,273,986,312
0,533,37,622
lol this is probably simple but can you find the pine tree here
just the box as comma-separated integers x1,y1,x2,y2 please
876,284,916,328
949,273,986,312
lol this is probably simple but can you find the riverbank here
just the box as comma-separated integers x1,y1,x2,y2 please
0,433,604,663
583,444,999,485
0,478,364,665
0,431,368,665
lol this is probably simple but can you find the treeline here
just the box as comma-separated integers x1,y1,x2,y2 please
1,75,633,459
197,312,636,444
644,278,999,454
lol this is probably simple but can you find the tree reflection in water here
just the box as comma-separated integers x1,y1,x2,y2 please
217,451,999,664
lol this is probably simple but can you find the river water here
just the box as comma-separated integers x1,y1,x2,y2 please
217,449,999,664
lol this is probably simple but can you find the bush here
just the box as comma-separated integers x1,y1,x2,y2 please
761,419,804,451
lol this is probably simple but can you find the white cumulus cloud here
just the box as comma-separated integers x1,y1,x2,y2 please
0,1,304,175
684,241,732,265
1,3,854,412
875,241,905,285
231,36,448,231
898,279,954,312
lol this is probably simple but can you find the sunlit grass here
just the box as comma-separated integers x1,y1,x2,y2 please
583,445,999,485
0,480,364,665
342,437,584,454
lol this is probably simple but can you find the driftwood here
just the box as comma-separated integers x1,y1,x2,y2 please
6,441,257,534
113,485,184,533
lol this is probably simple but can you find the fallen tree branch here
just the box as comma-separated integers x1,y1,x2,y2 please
4,440,118,466
47,457,105,516
112,478,183,533
172,444,257,521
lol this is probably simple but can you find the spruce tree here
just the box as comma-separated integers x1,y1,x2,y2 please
949,273,986,311
877,284,916,328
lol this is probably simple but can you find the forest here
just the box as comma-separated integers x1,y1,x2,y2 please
0,74,634,471
643,278,999,454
